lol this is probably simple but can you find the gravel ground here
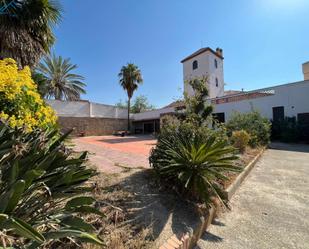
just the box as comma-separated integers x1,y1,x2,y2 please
196,143,309,249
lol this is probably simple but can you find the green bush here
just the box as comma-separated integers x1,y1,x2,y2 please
149,129,240,206
231,130,250,153
150,78,239,206
226,111,271,147
0,122,104,247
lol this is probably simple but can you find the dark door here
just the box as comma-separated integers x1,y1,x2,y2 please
212,112,225,123
272,106,284,122
144,122,154,133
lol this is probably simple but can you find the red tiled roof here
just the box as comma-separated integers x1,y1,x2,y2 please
181,47,224,63
224,90,243,96
163,100,185,109
212,91,275,105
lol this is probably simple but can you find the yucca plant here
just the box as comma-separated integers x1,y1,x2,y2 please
150,131,241,206
0,121,104,247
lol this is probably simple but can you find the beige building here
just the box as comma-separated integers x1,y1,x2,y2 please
302,61,309,80
133,47,309,133
181,47,225,98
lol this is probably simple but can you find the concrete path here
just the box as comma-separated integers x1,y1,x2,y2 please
196,143,309,249
73,135,156,174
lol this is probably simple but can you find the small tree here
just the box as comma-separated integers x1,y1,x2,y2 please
131,95,155,113
178,77,213,126
150,77,236,206
115,95,155,113
118,64,143,131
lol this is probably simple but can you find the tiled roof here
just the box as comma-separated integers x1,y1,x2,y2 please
224,90,243,96
181,47,224,63
163,100,185,109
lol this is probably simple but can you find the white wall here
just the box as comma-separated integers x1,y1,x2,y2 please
91,102,127,119
46,100,128,119
182,50,224,98
133,107,175,121
46,100,90,117
213,81,309,121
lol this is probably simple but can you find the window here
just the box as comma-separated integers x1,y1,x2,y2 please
215,59,218,68
215,78,219,87
192,60,198,70
272,106,284,122
212,113,225,123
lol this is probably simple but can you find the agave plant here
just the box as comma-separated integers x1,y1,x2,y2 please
150,131,240,205
0,122,104,247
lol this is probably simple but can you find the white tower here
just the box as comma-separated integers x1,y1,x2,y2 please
181,47,225,98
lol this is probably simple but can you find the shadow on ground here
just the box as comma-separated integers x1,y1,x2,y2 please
194,232,224,249
269,142,309,153
99,135,156,144
97,169,202,246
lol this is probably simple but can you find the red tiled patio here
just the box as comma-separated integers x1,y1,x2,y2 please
73,135,157,174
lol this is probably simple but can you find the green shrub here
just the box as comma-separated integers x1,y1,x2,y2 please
150,126,240,206
0,122,104,247
226,111,271,147
151,78,239,206
231,130,250,153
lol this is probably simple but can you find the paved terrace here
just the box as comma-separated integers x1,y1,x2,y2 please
73,135,156,174
196,143,309,249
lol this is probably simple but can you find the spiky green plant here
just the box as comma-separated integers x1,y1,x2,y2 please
150,131,240,205
0,122,104,247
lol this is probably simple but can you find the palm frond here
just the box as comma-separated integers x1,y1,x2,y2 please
35,54,86,100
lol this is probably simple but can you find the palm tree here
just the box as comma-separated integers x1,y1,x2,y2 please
118,63,143,131
35,54,86,101
0,0,62,68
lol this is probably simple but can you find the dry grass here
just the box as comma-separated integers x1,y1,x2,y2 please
221,146,263,189
82,169,155,249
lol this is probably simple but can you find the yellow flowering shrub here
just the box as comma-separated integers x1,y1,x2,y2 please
0,58,57,131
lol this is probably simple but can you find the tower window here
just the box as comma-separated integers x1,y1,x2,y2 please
216,78,219,87
192,60,198,70
215,59,218,68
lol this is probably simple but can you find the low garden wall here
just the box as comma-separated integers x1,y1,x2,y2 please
57,116,128,136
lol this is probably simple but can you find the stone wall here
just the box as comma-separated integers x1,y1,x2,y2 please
57,117,128,136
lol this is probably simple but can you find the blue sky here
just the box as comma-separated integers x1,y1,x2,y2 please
54,0,309,108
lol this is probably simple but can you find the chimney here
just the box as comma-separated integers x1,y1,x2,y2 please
303,62,309,80
216,47,223,57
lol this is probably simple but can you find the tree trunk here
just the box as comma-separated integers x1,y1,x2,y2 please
127,97,131,131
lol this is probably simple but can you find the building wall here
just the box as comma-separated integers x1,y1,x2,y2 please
303,62,309,80
90,102,127,118
46,100,127,119
182,51,224,98
46,100,90,117
46,100,128,136
133,107,175,121
213,81,309,121
57,117,128,136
